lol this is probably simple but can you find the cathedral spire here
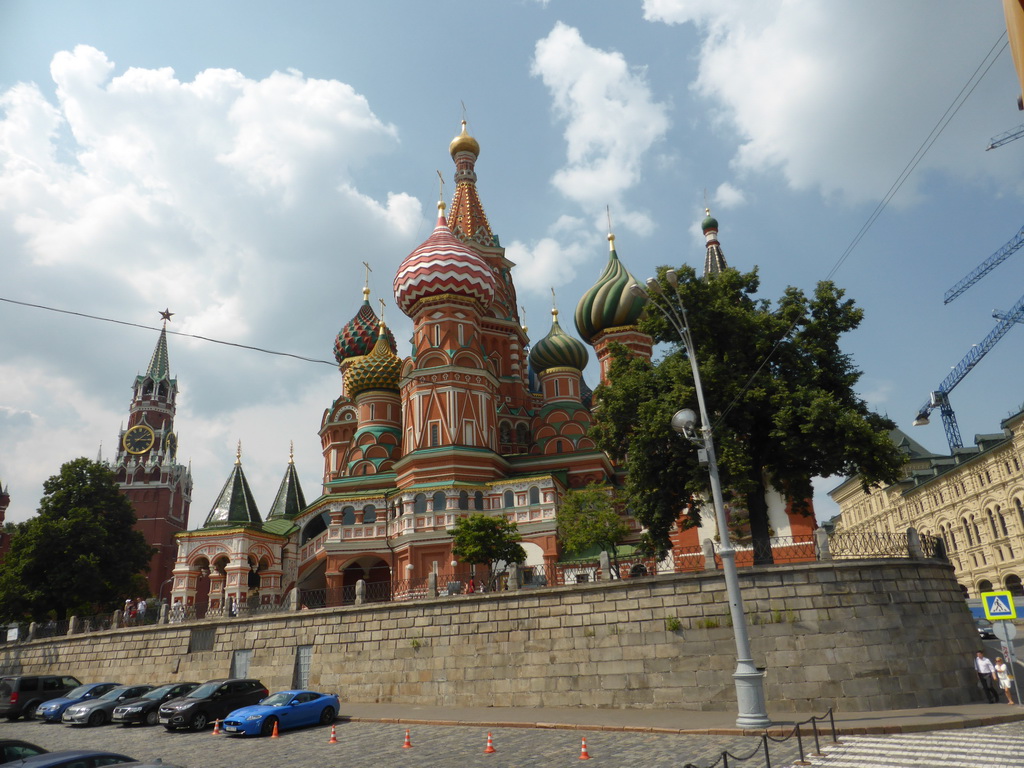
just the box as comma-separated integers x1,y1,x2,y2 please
145,309,174,381
702,209,728,279
203,445,261,528
267,443,307,519
448,120,495,246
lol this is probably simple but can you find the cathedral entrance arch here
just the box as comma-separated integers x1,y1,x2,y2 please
340,557,391,603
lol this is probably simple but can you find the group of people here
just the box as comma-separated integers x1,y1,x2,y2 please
974,650,1016,705
122,596,149,625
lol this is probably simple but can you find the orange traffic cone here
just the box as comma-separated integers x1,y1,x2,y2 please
579,736,591,760
211,719,220,735
484,732,496,753
328,724,338,744
270,720,279,739
402,728,412,749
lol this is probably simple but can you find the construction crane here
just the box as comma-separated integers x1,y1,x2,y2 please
913,292,1024,450
915,222,1024,452
985,124,1024,150
944,223,1024,304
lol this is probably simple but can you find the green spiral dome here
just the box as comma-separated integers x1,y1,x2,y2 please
574,236,646,345
529,310,589,373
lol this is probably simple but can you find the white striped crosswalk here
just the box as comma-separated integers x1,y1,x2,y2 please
793,724,1024,768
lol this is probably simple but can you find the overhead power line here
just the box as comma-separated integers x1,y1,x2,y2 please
0,296,337,367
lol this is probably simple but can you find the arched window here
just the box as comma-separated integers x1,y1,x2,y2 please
432,491,446,512
1005,574,1023,597
978,579,993,593
972,515,982,543
301,512,330,544
962,518,973,546
414,493,427,514
458,491,469,510
500,422,512,444
949,527,958,551
341,506,356,525
474,491,484,511
503,490,514,509
998,510,1009,537
988,510,998,538
363,504,376,523
516,424,529,445
528,486,540,505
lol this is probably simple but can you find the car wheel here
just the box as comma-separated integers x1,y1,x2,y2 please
190,711,208,731
22,703,38,721
319,706,336,725
260,716,277,737
88,710,106,727
145,710,159,726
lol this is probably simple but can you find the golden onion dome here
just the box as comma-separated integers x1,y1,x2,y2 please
449,120,480,159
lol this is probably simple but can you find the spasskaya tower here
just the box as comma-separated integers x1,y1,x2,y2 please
112,310,193,597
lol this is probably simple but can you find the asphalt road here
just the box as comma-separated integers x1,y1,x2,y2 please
0,716,801,768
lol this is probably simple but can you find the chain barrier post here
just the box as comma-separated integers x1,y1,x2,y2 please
792,724,809,766
828,708,840,745
811,717,823,757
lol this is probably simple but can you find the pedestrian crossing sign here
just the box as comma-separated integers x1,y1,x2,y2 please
981,590,1017,620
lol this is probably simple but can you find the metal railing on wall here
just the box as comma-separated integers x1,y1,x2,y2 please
1,528,946,640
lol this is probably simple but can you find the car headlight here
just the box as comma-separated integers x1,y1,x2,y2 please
245,714,263,720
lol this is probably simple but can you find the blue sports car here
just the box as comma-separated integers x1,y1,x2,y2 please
221,690,339,737
34,684,120,723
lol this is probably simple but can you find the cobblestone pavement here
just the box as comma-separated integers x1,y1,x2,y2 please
0,718,803,768
802,722,1024,768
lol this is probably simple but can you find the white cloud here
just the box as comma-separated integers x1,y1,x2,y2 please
643,0,1020,204
0,45,424,523
531,22,670,226
713,181,745,209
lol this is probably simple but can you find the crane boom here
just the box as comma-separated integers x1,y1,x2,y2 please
986,124,1024,150
913,291,1024,451
944,223,1024,304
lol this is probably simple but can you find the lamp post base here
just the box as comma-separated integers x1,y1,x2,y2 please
734,666,772,729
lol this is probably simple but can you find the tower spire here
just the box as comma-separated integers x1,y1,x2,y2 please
146,310,173,381
702,208,728,278
447,120,494,246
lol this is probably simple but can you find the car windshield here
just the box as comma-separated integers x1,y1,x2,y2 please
260,693,293,707
141,684,177,700
98,686,130,701
66,685,94,698
187,683,221,699
976,619,993,627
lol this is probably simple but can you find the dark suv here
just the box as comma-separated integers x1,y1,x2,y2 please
158,679,267,731
0,675,81,721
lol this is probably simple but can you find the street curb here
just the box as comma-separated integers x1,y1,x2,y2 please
342,710,1024,737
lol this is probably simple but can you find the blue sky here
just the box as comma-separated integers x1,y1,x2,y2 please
2,1,1023,528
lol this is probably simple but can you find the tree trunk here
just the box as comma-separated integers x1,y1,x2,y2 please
746,478,774,565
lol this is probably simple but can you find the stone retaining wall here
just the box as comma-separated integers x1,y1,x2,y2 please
0,559,981,713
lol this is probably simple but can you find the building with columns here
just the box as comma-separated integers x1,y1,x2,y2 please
830,412,1024,599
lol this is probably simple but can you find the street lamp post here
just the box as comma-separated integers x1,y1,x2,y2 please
631,272,771,729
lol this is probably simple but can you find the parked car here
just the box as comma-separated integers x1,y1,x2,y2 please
158,679,268,731
0,740,47,764
222,689,339,737
111,682,200,726
976,618,997,639
0,676,81,721
34,684,119,723
61,684,153,726
3,751,134,768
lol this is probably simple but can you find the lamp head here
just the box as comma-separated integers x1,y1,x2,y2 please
912,411,930,427
671,408,699,436
665,269,678,288
628,282,647,298
645,277,664,295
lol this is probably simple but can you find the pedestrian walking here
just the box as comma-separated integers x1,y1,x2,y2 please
136,597,147,623
994,656,1016,705
975,651,1000,703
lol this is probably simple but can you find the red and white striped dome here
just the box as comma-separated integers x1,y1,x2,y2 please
393,203,496,317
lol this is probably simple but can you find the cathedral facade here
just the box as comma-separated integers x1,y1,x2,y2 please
168,124,813,612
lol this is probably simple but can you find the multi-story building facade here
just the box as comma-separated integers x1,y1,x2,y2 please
829,410,1024,598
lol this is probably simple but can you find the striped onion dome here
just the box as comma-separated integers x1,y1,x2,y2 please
393,201,496,317
334,288,397,365
343,323,403,397
529,308,589,373
574,233,646,345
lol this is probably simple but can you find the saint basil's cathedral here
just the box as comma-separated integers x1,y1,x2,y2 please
94,123,813,610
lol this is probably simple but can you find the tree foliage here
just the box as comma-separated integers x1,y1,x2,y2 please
591,265,904,560
449,513,526,589
0,458,155,622
557,484,631,575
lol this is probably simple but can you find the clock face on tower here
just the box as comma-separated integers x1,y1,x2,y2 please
123,424,155,454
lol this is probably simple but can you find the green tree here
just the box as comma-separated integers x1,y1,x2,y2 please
0,458,155,622
591,265,904,563
449,513,526,590
556,484,631,577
